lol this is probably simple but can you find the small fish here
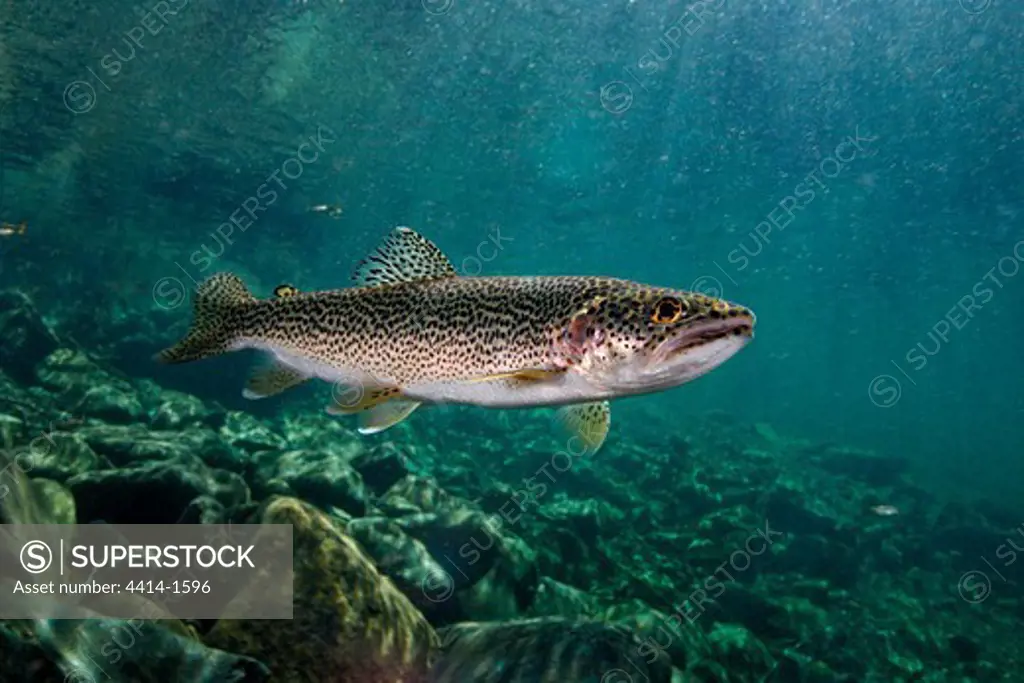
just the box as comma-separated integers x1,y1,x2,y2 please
309,204,343,219
870,504,899,517
155,227,756,452
0,221,26,237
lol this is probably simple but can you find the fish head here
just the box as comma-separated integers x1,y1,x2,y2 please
554,284,755,393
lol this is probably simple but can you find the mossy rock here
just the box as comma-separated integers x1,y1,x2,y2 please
206,497,439,682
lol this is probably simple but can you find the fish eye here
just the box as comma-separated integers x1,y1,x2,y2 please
651,297,685,324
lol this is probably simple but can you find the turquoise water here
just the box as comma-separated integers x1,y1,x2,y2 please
0,1,1022,681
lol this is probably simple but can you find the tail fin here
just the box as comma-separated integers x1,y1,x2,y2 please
154,273,255,364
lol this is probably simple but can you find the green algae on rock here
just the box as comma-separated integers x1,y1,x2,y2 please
206,496,439,682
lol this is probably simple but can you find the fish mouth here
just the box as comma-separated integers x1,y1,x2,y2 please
650,316,754,365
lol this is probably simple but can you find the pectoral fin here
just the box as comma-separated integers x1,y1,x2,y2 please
242,356,310,399
557,401,611,453
358,400,422,434
465,368,565,384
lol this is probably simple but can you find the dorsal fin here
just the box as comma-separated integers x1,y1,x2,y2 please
352,226,457,287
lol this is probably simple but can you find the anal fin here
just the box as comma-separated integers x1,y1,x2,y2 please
358,400,422,434
557,401,611,454
243,356,310,399
326,383,422,433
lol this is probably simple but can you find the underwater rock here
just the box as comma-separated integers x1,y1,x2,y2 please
346,515,465,623
764,487,838,536
206,496,439,682
30,479,78,525
35,349,144,423
773,534,861,588
35,348,105,395
702,583,791,639
376,493,427,519
700,622,775,681
177,494,230,525
0,477,76,534
254,449,368,516
0,377,32,422
383,474,463,515
6,429,110,482
430,617,673,683
66,454,249,524
809,444,909,486
351,441,413,494
786,577,834,607
249,476,294,503
753,422,783,445
393,511,502,588
220,410,287,452
77,423,241,471
0,446,77,526
452,528,538,623
535,497,627,546
279,412,366,457
947,634,981,663
0,621,64,683
540,531,600,587
381,501,540,623
33,616,270,683
929,524,1009,566
74,384,145,424
525,576,600,619
693,506,763,540
142,382,224,430
603,599,700,671
0,290,61,384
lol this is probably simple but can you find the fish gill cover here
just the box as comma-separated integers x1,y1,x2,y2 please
0,0,1022,681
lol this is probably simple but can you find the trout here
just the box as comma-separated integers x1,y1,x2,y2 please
156,227,755,451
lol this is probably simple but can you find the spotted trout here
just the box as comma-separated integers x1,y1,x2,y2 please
156,227,755,451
